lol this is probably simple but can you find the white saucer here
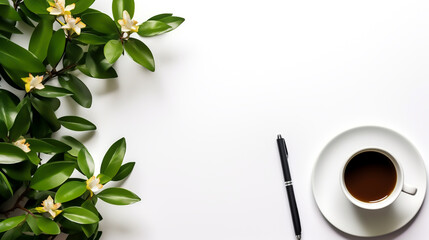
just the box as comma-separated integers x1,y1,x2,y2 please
311,126,427,237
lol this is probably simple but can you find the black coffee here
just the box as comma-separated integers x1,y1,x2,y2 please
344,150,397,203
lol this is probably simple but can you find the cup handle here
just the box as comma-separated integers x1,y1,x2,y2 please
402,184,417,195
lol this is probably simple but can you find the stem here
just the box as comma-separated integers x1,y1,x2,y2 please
13,0,22,10
52,39,69,71
17,205,35,216
43,63,77,84
57,64,78,75
119,32,132,43
120,32,125,44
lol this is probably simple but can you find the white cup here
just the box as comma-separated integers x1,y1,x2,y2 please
340,148,417,210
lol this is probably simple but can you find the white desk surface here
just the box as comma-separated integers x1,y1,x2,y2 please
51,0,429,239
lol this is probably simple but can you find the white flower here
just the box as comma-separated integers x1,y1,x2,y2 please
86,176,103,197
12,138,30,153
61,15,86,36
47,0,75,16
118,10,139,33
21,73,44,93
35,196,62,218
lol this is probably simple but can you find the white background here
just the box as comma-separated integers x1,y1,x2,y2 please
14,0,429,239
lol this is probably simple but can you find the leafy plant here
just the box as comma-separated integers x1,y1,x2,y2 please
0,0,184,239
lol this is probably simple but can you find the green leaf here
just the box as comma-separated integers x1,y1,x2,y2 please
55,181,87,203
29,18,54,61
66,0,95,14
158,16,185,31
78,148,94,178
1,227,23,240
25,138,69,154
42,138,72,153
19,3,40,22
24,139,50,154
137,20,172,37
1,161,32,181
0,90,17,129
0,120,7,139
100,138,126,180
63,43,83,67
28,191,54,203
47,30,66,67
36,217,60,235
16,96,31,112
61,136,86,156
84,45,118,78
0,89,19,106
24,0,49,14
0,0,9,5
59,218,83,234
9,104,30,141
40,95,60,109
31,111,52,138
0,215,26,233
76,64,91,76
92,231,103,240
63,207,99,224
58,116,96,131
66,232,88,240
81,199,99,216
1,67,26,90
124,38,155,71
0,66,22,90
148,13,173,21
97,173,111,185
0,5,22,21
58,74,92,108
82,12,119,35
30,161,75,190
112,0,134,22
0,19,21,34
47,153,65,163
0,88,20,106
104,39,123,64
34,85,73,98
0,143,28,164
81,200,100,237
75,33,108,45
26,215,41,235
0,31,11,39
30,96,61,131
0,37,45,73
0,171,12,198
82,223,98,238
18,9,35,27
77,8,100,15
97,187,140,205
27,151,40,165
112,162,135,181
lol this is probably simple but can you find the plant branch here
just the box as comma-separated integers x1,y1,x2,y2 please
17,205,35,216
52,39,70,71
13,0,23,10
43,63,77,84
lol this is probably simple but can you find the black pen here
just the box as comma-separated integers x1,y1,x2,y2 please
277,134,301,240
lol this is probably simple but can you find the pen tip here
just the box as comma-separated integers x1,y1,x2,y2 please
277,134,282,139
296,235,301,240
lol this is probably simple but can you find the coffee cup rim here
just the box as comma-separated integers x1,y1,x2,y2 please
340,148,404,210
